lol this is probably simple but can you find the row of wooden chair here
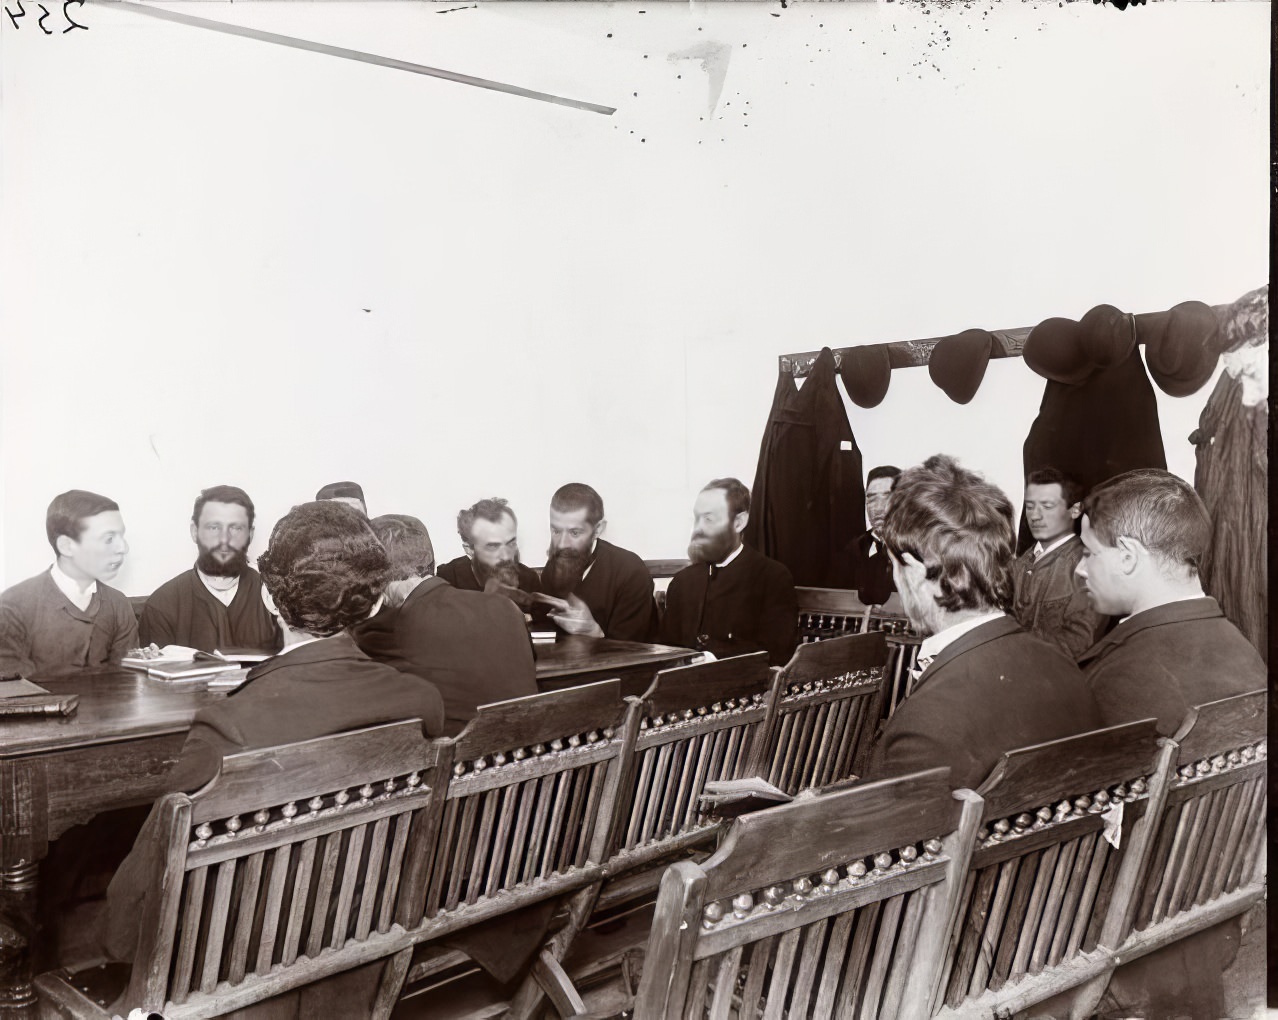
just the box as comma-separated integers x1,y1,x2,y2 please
34,632,893,1019
633,688,1267,1019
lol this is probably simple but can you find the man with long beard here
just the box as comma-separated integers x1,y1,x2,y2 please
538,483,656,641
139,485,281,653
436,497,543,609
658,477,797,665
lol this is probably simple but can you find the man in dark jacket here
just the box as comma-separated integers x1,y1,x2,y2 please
863,455,1102,791
139,485,282,654
840,464,900,605
104,501,445,1016
352,513,538,734
436,497,542,606
538,483,656,642
659,478,797,666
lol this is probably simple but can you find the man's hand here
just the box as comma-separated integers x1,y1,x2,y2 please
548,594,605,638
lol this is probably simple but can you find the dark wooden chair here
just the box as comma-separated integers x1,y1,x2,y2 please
633,768,981,1020
756,631,889,794
34,720,445,1019
1094,690,1267,990
930,719,1167,1018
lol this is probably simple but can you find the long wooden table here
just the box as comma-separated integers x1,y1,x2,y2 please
0,637,695,1017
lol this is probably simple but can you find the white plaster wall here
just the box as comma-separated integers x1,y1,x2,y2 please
0,1,1267,593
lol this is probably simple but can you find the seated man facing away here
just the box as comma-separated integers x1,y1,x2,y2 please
1076,468,1265,734
138,485,281,654
841,464,900,606
437,497,542,601
539,482,656,642
104,501,445,990
862,455,1102,791
659,477,798,666
0,490,137,677
352,513,537,735
1011,468,1109,658
316,479,367,516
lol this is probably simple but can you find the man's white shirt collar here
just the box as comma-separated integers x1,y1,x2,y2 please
1032,533,1075,560
918,610,1006,664
580,538,601,582
716,544,745,570
198,570,240,607
50,562,96,611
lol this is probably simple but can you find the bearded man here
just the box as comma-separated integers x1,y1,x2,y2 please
538,483,656,641
139,485,282,653
436,498,543,611
658,477,797,665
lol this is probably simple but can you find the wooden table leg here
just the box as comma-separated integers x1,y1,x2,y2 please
0,862,39,1019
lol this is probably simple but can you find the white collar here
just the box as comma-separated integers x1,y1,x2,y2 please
580,538,601,582
1119,591,1207,625
716,543,745,569
50,562,96,608
1032,533,1076,559
918,610,1006,662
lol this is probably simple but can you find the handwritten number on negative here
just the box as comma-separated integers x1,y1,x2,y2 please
4,0,24,30
62,0,84,31
36,3,51,33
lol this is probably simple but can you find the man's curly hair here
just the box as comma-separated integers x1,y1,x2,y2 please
257,501,391,637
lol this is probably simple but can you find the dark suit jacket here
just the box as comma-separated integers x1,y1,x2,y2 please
139,567,282,654
568,539,656,642
841,531,896,606
864,616,1103,790
659,544,798,666
437,556,541,594
351,576,538,736
1078,597,1265,737
105,632,445,968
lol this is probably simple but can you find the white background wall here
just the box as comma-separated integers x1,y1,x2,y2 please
0,1,1268,594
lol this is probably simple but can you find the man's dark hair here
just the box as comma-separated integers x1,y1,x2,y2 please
880,455,1015,614
370,514,435,581
550,483,605,526
1026,468,1083,508
191,485,256,529
257,501,390,637
315,481,365,505
457,498,517,546
1082,469,1211,576
46,490,120,554
866,465,902,489
702,478,751,519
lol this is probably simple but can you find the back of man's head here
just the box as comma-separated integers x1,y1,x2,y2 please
192,485,256,528
1082,469,1210,578
46,490,120,554
456,498,515,545
370,514,435,581
550,483,604,525
257,501,389,637
881,455,1015,614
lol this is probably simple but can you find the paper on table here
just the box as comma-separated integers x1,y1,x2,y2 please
0,678,49,699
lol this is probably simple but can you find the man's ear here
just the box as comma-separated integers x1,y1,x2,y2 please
732,511,749,535
594,519,607,540
1068,502,1082,521
190,522,200,545
260,585,279,618
1114,535,1144,574
54,534,77,559
461,542,475,559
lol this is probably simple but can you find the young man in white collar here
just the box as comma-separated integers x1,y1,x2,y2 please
659,477,797,666
1010,468,1109,658
139,485,281,654
862,455,1101,790
0,490,138,676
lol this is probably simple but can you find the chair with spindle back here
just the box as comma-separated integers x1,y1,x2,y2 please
35,720,444,1020
633,768,982,1020
756,631,889,794
1086,690,1267,1000
929,719,1169,1019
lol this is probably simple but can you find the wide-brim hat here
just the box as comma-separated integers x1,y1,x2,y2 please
1078,304,1135,368
1145,300,1221,397
928,328,996,404
1023,317,1093,385
840,343,892,408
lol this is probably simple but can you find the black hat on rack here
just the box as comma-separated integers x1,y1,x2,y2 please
928,328,995,404
1145,300,1221,397
1023,316,1094,385
839,343,892,408
1078,304,1135,368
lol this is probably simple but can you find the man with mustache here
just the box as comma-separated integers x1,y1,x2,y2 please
658,478,797,666
139,485,281,654
437,497,542,607
0,489,138,676
538,483,656,641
